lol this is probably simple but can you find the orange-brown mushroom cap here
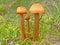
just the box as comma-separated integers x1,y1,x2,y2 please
29,3,45,14
16,6,27,14
25,16,30,20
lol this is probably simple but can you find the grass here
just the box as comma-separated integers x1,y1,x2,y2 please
0,0,60,45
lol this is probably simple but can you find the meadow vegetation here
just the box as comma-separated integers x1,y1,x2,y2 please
0,0,60,45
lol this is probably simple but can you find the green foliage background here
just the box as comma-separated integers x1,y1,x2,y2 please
0,0,60,45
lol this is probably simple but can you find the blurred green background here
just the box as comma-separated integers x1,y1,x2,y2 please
0,0,60,45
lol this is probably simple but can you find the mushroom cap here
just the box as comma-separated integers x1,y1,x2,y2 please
29,3,45,14
16,6,27,14
25,16,30,20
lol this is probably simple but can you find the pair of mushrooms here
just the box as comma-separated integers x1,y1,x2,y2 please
16,3,45,40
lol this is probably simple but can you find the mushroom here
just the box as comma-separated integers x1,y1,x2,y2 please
29,3,45,40
24,16,30,38
16,6,27,40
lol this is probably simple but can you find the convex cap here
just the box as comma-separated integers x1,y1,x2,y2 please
29,3,45,14
25,16,30,20
16,6,27,14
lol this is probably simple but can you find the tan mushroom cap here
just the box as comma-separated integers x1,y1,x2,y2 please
29,3,45,14
16,6,27,14
25,16,30,20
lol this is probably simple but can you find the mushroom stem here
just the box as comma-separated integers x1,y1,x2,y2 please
34,13,39,40
27,20,30,38
20,15,26,40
